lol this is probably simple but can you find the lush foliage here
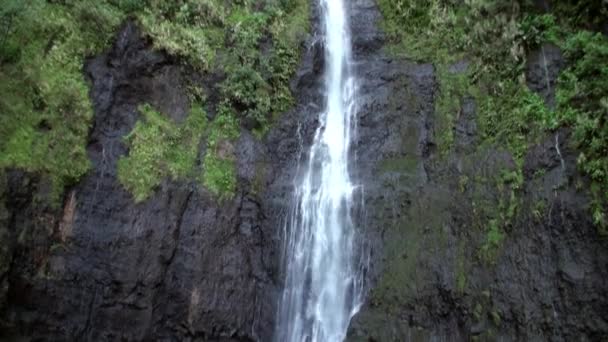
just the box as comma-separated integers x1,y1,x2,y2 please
136,0,226,70
218,0,309,136
0,0,126,203
378,0,608,234
135,0,309,134
117,101,242,202
1,0,309,203
557,32,608,230
117,104,207,202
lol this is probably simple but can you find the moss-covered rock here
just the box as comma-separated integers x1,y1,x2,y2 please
0,0,310,204
348,1,608,340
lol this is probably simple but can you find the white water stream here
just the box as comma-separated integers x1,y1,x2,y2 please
275,0,363,341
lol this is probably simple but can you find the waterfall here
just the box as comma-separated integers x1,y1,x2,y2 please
275,0,363,341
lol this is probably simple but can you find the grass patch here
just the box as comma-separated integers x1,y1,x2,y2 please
118,102,241,202
118,103,207,202
202,103,240,199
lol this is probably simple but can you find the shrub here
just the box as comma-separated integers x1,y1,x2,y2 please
117,103,207,202
0,0,123,203
377,0,608,234
557,31,608,232
1,0,310,204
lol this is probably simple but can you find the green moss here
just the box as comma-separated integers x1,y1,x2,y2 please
202,153,236,199
473,302,484,322
1,0,309,204
478,85,548,168
378,0,541,162
371,222,422,314
118,101,242,202
555,31,608,232
380,156,418,174
474,172,521,263
532,199,547,220
378,0,608,233
128,0,309,199
138,0,309,135
117,103,207,202
137,2,225,70
455,240,467,293
0,1,127,204
370,189,452,313
219,0,310,136
266,0,309,117
491,310,502,327
435,65,474,155
202,103,240,199
479,219,505,262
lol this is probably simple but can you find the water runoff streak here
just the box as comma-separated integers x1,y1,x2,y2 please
275,0,363,341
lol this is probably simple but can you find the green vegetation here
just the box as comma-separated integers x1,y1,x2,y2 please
201,103,240,199
435,66,473,154
1,0,309,203
117,104,207,202
380,156,418,174
557,32,608,231
479,219,505,262
218,0,309,136
137,1,225,70
455,240,467,293
117,101,242,201
378,0,608,234
124,0,309,199
369,188,453,314
0,0,126,203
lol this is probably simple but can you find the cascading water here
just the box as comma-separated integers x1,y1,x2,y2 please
275,0,363,341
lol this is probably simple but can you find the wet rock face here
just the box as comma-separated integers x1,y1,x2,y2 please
1,21,287,341
2,2,608,342
526,43,564,109
345,1,608,342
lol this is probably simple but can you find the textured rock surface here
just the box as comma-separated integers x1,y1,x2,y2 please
346,1,608,341
1,1,608,341
0,21,291,341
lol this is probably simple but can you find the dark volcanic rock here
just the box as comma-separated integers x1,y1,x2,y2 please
2,1,608,342
0,21,287,341
526,43,564,109
344,1,608,342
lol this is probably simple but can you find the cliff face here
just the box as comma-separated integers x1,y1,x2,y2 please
1,21,283,341
1,1,607,341
346,1,608,341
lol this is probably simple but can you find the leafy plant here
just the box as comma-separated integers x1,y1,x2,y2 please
556,31,608,233
378,0,608,233
0,1,126,204
137,0,226,70
117,103,207,202
222,65,272,130
1,0,310,204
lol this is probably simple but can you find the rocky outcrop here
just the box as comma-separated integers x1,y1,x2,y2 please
1,1,607,341
0,21,292,341
346,1,608,341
